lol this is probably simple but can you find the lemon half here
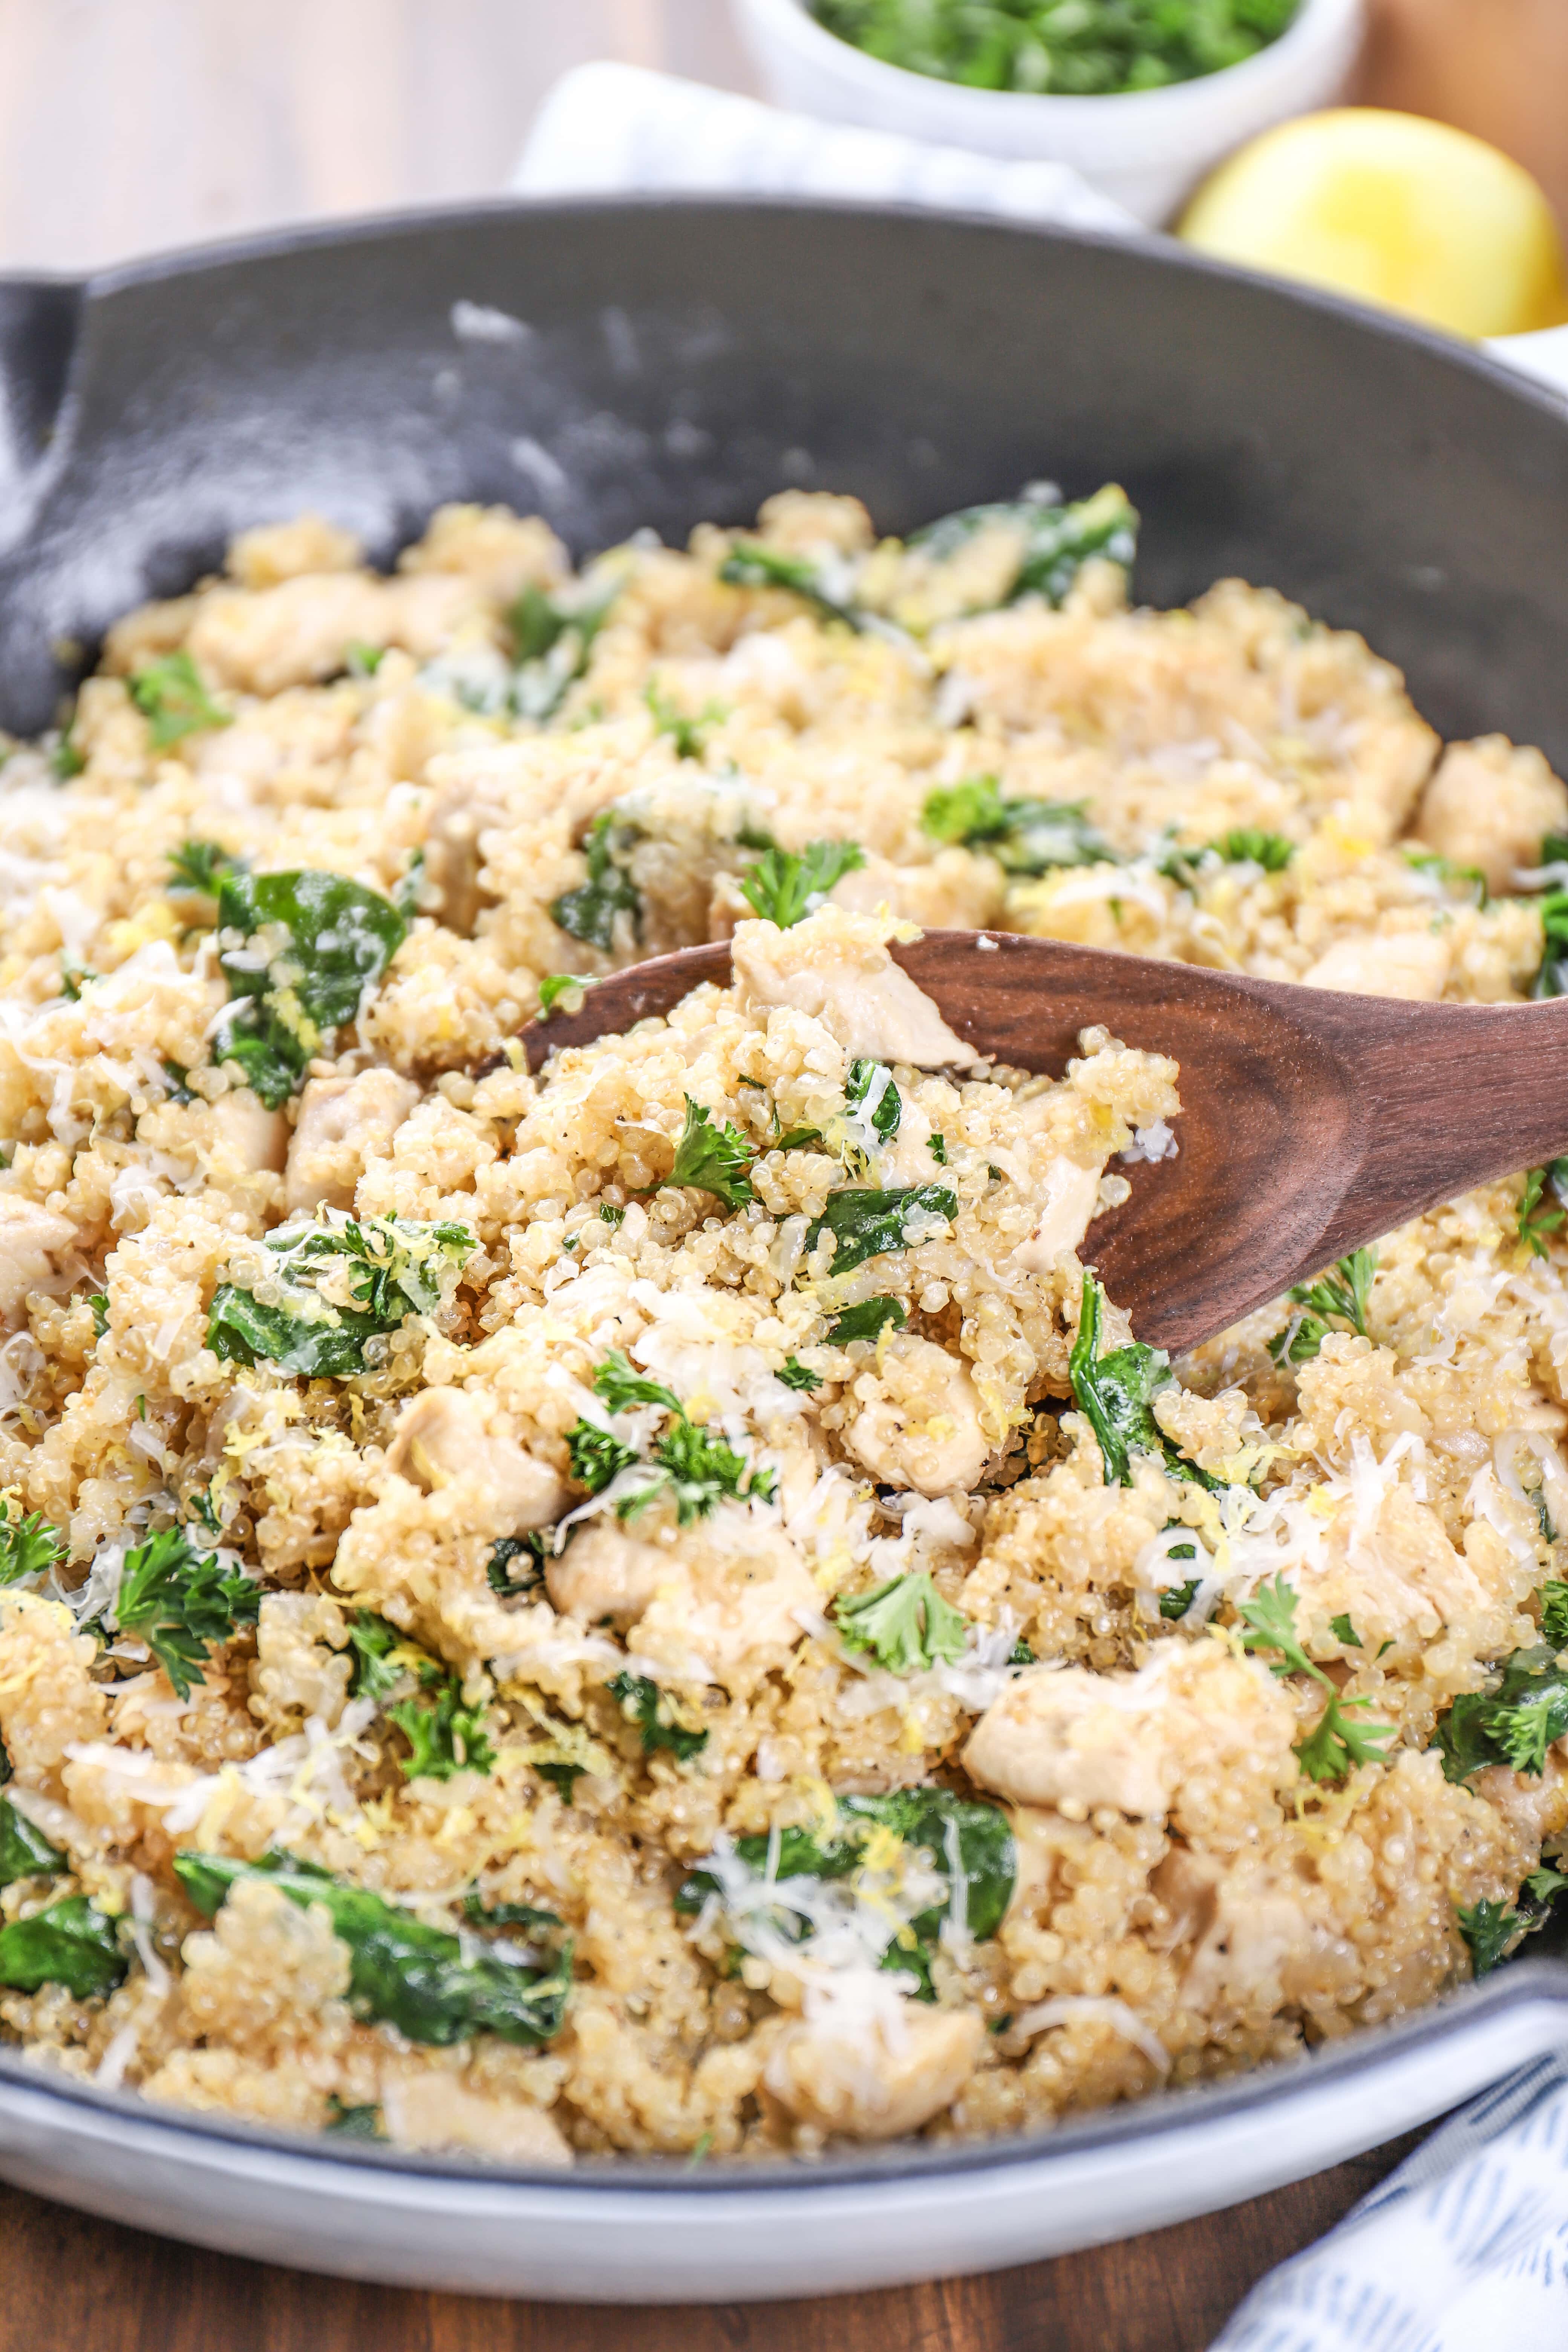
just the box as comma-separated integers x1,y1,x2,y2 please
1179,107,1568,341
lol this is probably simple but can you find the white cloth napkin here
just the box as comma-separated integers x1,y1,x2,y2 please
512,60,1138,234
1212,2055,1568,2350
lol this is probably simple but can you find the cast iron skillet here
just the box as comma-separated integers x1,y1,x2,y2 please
1,201,1568,2256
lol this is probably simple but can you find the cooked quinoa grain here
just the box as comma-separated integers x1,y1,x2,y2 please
0,487,1566,2162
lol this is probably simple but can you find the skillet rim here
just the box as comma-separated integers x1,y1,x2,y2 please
0,192,1565,2194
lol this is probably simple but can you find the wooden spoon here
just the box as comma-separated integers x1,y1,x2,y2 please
517,930,1568,1354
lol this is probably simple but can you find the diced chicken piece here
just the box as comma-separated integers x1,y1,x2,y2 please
0,1194,77,1322
1413,735,1568,894
1301,929,1451,1000
546,1521,670,1625
381,2070,572,2166
1474,1754,1568,1844
558,1507,815,1693
398,502,569,604
847,1337,991,1498
963,1644,1297,1819
732,907,969,1067
386,1389,566,1537
250,1592,351,1735
1166,1856,1360,2012
756,489,874,557
421,765,517,936
1015,1155,1101,1274
183,572,479,695
766,2001,983,2141
284,1068,420,1213
208,1089,288,1178
227,514,362,589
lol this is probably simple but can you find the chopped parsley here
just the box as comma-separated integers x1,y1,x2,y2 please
0,1897,126,2001
738,839,867,928
605,1671,709,1761
174,1850,571,2046
52,737,85,779
1238,1573,1395,1785
1268,1246,1378,1369
1329,1613,1363,1649
645,679,723,759
833,1570,968,1674
843,1058,902,1165
927,1133,948,1164
344,640,384,678
214,866,408,1107
389,1677,496,1782
1535,887,1568,1000
906,481,1137,609
1436,1643,1568,1782
114,1525,262,1701
1159,1579,1201,1621
0,1504,65,1587
827,1295,906,1344
1159,829,1295,887
778,1354,823,1392
548,812,641,951
805,1183,957,1274
325,2099,386,2139
207,1214,475,1379
921,774,1112,874
1068,1274,1217,1492
565,1352,775,1525
1456,1868,1568,1977
1517,1164,1568,1259
128,649,230,749
486,1533,549,1596
1541,1582,1568,1647
166,838,237,895
662,1096,756,1208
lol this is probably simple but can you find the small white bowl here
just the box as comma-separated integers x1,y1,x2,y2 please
732,0,1365,226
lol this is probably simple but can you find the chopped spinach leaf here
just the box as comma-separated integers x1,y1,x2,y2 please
805,1184,957,1274
52,737,85,779
1158,1580,1201,1621
535,1761,585,1804
87,1293,109,1339
738,839,867,928
548,812,641,951
174,1850,572,2046
0,1797,64,1886
662,1096,756,1208
214,867,407,1107
1069,1274,1217,1492
345,1609,409,1704
508,578,619,722
921,773,1112,874
927,1133,948,1164
1535,890,1568,1000
0,1896,126,2000
827,1295,906,1345
345,640,384,678
606,1671,708,1760
1329,1613,1363,1649
675,1787,1014,1998
0,1504,65,1587
115,1525,261,1701
720,541,867,629
207,1214,475,1378
591,1351,682,1416
907,482,1137,609
833,1570,967,1675
129,649,229,749
778,1354,822,1393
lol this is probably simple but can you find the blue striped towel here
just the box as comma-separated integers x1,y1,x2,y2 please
1213,2056,1568,2349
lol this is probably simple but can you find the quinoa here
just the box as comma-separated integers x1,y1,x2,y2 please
0,487,1564,2164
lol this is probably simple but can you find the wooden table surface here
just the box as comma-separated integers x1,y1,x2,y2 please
0,0,1545,2342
